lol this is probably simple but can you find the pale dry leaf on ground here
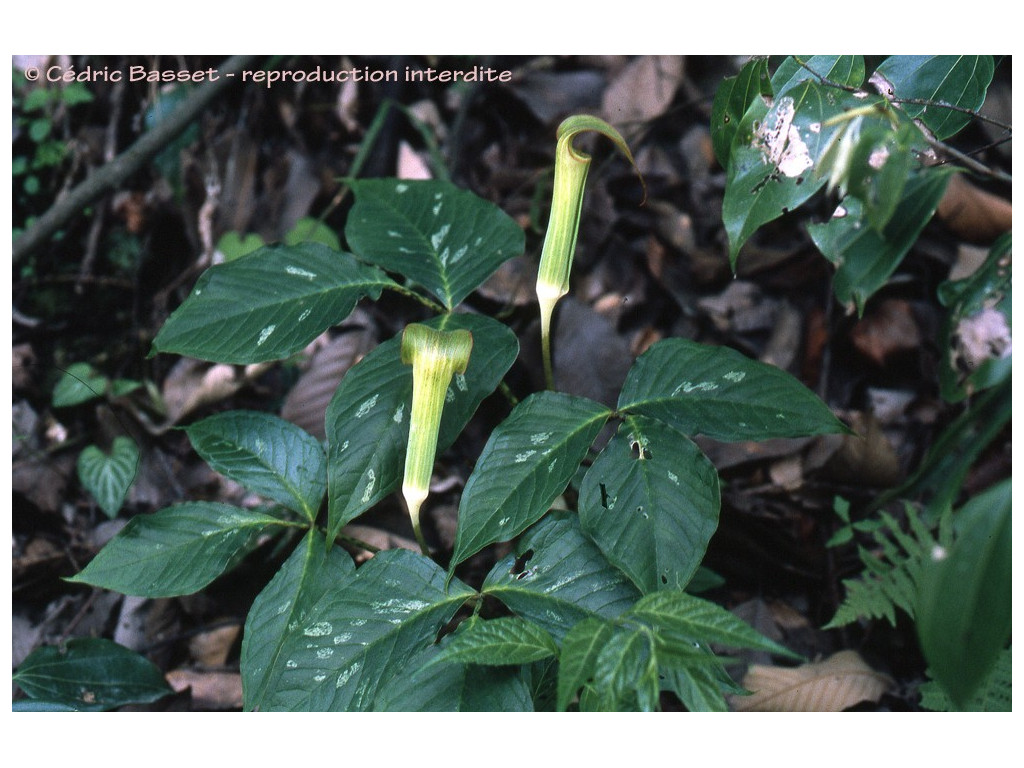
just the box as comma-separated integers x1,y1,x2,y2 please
166,669,243,710
601,55,684,126
732,650,893,711
936,173,1012,245
280,321,377,440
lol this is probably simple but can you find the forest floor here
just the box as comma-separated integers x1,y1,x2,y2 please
11,54,1013,712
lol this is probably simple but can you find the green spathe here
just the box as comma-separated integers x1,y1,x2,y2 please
536,114,642,388
400,323,473,553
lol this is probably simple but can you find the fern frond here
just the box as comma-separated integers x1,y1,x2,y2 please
825,504,941,629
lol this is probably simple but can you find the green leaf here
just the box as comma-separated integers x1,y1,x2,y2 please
285,217,342,251
711,57,772,168
618,338,846,441
482,512,641,640
587,626,659,712
151,242,396,364
262,549,475,711
919,647,1011,712
241,529,355,711
771,56,866,98
917,479,1011,708
578,416,720,593
325,313,517,542
937,233,1011,402
67,502,288,597
450,391,611,569
808,168,955,315
77,436,139,518
627,590,800,659
52,362,108,407
556,617,616,711
429,616,558,667
215,231,265,262
345,178,524,310
374,644,534,711
185,410,326,521
875,55,994,140
13,638,171,711
722,77,856,267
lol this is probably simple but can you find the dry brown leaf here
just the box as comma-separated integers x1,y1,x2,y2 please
280,322,376,440
166,669,243,711
601,55,684,125
849,299,921,367
189,623,242,668
936,173,1012,245
805,411,903,488
733,650,893,712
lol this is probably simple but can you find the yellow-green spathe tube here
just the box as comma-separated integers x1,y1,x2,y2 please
536,115,643,388
400,323,473,553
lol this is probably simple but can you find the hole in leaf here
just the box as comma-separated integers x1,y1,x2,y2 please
510,548,534,577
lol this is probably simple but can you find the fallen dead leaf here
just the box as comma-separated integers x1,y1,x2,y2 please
280,321,376,440
936,173,1011,245
849,299,921,367
732,650,893,711
166,669,243,711
601,55,684,125
189,623,242,668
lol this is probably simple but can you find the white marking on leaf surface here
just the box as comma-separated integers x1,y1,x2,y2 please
257,325,277,346
285,265,318,279
754,96,813,178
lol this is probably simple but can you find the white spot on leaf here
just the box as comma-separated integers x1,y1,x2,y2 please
722,371,746,383
754,95,813,178
285,265,318,279
303,622,333,637
257,325,277,346
356,394,379,418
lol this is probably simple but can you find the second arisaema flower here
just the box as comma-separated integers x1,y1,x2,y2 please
400,323,473,554
536,114,644,389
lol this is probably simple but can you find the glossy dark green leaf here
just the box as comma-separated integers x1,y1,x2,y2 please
579,416,720,593
429,616,558,667
710,57,772,169
875,55,994,140
262,549,475,711
186,410,327,521
917,479,1011,708
627,590,800,659
151,243,396,364
808,168,955,315
719,56,865,270
67,503,289,597
345,178,524,310
14,638,171,711
374,644,534,711
325,313,517,542
481,512,640,640
770,55,866,98
241,530,354,711
77,436,139,518
451,392,611,569
618,338,847,441
556,617,616,711
587,626,659,712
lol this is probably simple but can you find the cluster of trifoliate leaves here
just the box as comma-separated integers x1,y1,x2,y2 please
33,165,847,711
713,55,996,315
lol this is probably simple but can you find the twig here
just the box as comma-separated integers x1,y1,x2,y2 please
13,55,261,263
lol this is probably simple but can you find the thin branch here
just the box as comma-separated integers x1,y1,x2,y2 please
13,55,262,263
